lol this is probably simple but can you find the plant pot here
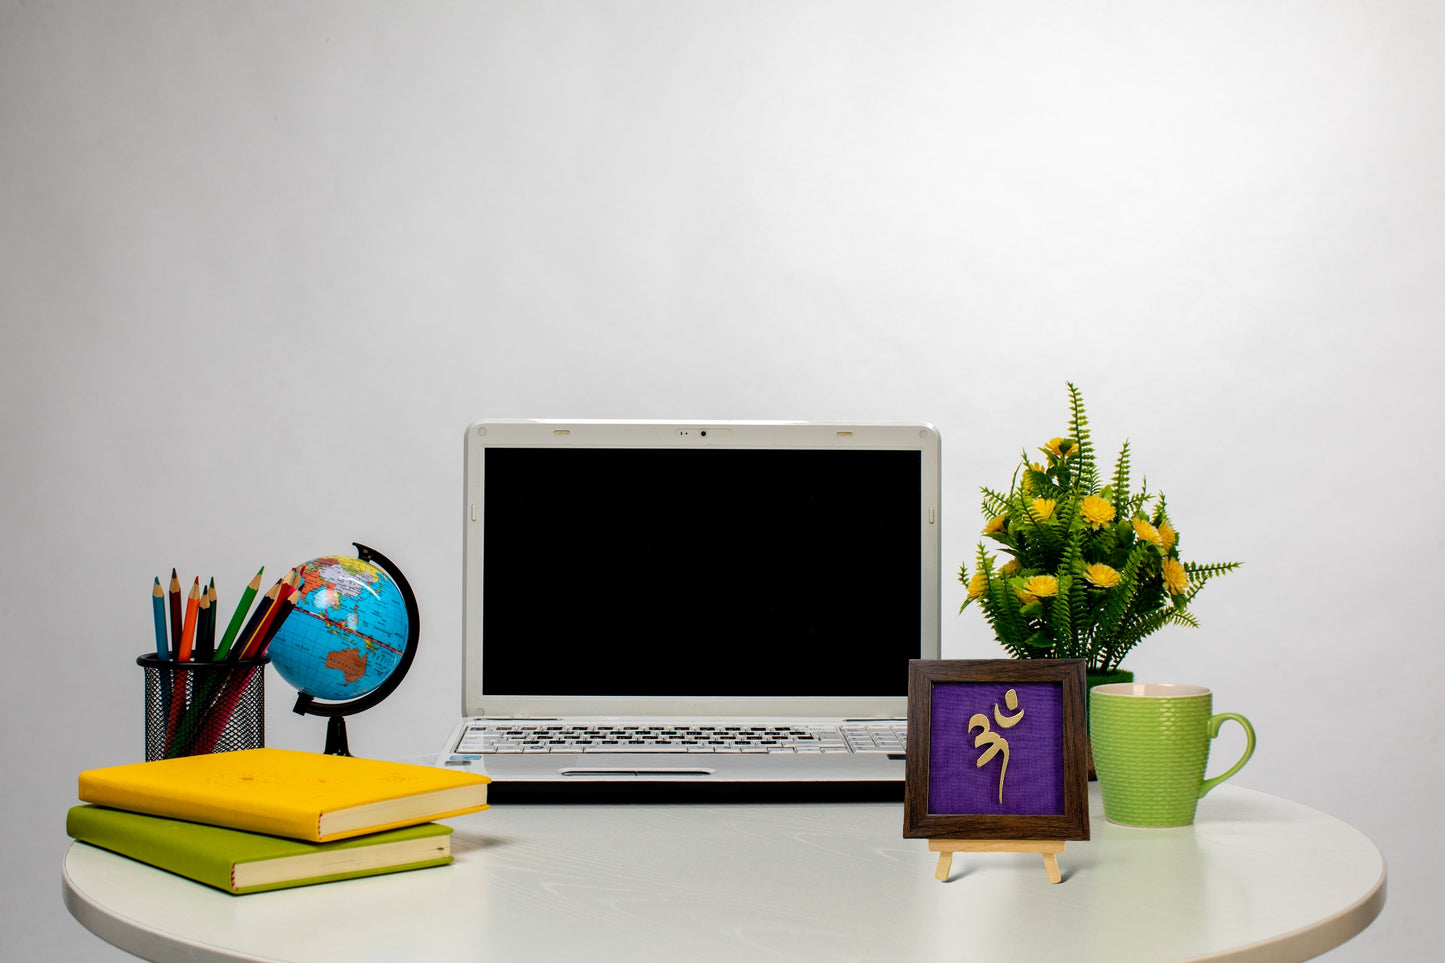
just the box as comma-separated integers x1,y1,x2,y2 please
1085,668,1134,780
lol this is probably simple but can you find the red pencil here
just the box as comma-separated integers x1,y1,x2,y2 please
252,584,300,659
239,570,298,661
233,580,282,662
227,578,279,662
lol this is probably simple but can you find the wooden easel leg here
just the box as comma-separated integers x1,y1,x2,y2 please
927,839,1066,883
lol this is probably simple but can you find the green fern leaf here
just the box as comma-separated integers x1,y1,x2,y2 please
1065,381,1100,493
980,486,1011,519
1110,440,1132,507
1097,543,1147,641
1183,560,1242,581
1050,574,1074,658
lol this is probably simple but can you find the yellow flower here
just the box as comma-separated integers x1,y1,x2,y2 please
1132,517,1162,548
1043,437,1075,459
983,515,1008,536
1162,557,1188,595
1014,586,1036,605
1081,495,1115,529
1030,498,1057,521
1158,522,1177,553
1022,575,1059,598
1084,563,1121,588
1000,558,1023,577
966,570,988,600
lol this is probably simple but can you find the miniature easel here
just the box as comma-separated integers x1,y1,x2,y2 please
928,839,1065,884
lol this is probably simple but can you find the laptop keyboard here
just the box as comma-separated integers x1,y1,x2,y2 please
454,721,907,754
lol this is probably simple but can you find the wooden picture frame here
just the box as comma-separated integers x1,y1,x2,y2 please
903,659,1089,842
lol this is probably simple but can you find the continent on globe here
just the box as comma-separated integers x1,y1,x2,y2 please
267,554,411,703
324,648,368,684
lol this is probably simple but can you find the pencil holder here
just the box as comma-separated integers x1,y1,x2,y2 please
138,654,268,761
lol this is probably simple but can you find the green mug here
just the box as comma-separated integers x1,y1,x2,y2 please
1090,683,1256,827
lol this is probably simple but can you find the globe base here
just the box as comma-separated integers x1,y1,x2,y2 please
324,716,351,756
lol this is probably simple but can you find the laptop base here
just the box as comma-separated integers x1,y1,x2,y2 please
485,779,906,805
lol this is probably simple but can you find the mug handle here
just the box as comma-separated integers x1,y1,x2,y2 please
1198,712,1256,798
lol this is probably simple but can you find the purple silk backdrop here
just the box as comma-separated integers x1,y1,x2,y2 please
928,681,1064,816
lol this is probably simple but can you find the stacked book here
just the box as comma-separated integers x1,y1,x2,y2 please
69,748,490,895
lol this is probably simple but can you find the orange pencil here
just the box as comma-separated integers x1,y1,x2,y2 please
176,578,201,662
164,578,201,750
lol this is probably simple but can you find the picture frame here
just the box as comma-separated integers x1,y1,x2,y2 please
903,659,1089,841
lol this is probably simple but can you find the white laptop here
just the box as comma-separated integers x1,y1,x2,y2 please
437,420,941,797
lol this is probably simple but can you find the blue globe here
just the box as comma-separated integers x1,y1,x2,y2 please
267,555,410,703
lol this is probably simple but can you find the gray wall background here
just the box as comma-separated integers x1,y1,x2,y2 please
4,2,1438,959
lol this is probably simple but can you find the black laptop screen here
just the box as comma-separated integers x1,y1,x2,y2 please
481,447,924,698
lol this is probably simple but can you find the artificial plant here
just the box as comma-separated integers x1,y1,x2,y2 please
958,383,1240,673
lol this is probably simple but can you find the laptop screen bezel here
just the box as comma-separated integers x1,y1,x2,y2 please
461,420,942,718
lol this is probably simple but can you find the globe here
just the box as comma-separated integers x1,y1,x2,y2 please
268,554,411,703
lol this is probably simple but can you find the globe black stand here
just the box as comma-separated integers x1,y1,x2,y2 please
290,543,420,756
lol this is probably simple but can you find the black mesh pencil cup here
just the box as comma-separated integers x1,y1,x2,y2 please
138,654,268,760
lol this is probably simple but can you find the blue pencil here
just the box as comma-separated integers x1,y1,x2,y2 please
152,577,172,705
151,578,169,660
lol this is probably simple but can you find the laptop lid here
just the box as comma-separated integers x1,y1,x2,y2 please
462,421,941,720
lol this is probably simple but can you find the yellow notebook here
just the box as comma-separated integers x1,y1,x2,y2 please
78,748,490,842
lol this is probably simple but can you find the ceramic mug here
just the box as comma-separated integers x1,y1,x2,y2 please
1089,683,1256,827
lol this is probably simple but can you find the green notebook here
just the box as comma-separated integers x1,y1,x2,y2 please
66,805,453,895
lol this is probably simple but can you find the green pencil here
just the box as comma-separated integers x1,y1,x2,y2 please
214,567,263,661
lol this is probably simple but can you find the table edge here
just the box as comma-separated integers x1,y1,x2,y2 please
63,846,277,963
1201,860,1387,963
61,785,1390,963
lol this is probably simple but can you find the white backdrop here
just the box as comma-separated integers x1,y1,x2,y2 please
3,2,1438,959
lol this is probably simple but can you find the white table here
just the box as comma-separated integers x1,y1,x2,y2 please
63,784,1385,963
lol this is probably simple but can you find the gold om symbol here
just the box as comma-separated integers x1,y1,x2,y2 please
968,688,1025,805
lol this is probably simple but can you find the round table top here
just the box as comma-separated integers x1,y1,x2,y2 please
63,783,1385,963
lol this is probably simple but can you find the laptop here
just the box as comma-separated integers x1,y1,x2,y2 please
437,420,941,798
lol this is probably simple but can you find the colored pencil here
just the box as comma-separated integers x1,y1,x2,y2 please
192,663,260,755
229,580,280,662
151,577,172,707
193,583,214,662
165,577,202,748
167,569,183,660
186,572,294,755
177,578,201,662
194,580,302,757
151,578,169,661
215,567,263,661
238,571,296,661
253,584,300,659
